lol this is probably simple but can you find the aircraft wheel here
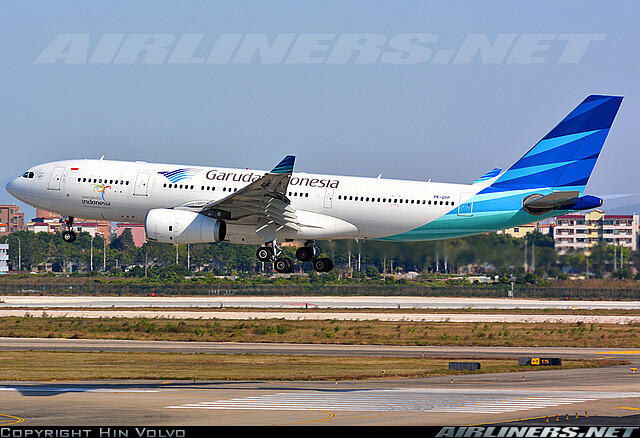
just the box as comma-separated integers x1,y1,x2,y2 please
313,257,333,273
62,230,77,243
256,246,272,262
274,257,294,274
295,246,314,262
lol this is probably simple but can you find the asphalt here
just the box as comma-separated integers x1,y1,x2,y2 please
3,295,640,310
1,337,640,360
0,341,640,425
1,364,640,426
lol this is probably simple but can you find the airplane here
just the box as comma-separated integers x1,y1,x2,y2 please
6,95,623,273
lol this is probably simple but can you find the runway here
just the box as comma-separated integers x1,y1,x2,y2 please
2,337,640,360
2,364,640,425
4,295,640,310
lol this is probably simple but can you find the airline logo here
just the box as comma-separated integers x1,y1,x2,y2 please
158,168,200,183
93,184,111,201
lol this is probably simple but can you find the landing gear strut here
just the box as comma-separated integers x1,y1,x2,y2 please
257,240,294,274
62,216,77,243
297,240,333,273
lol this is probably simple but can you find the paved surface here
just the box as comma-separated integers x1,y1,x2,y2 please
3,309,640,324
3,295,640,310
2,337,640,360
2,365,640,425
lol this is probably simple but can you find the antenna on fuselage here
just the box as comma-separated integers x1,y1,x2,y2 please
377,173,382,179
99,155,104,160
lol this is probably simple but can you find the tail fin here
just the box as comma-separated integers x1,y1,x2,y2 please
472,167,502,185
487,95,623,194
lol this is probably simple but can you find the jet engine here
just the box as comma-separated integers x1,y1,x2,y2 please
145,208,226,244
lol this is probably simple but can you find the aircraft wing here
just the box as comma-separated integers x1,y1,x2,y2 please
199,155,301,231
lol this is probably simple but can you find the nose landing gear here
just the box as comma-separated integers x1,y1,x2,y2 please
62,216,77,243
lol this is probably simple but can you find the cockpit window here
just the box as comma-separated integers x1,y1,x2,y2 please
28,172,34,178
22,172,34,178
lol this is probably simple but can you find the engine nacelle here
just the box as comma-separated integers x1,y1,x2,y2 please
145,209,226,244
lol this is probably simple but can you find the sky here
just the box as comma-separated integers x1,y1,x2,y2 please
1,1,639,218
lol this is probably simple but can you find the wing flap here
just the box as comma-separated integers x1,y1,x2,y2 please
200,155,300,230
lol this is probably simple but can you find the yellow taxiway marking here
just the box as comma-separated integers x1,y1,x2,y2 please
618,407,640,411
288,410,335,424
0,415,25,426
597,351,640,355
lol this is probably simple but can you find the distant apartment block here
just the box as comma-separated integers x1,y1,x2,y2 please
0,243,8,274
554,209,639,254
29,209,112,241
115,223,147,247
496,221,552,238
0,205,24,235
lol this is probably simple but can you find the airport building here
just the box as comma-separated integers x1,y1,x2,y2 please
0,205,24,236
554,209,639,254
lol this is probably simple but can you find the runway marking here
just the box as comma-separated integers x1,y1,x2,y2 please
618,407,640,411
166,389,625,414
0,415,25,425
597,351,640,355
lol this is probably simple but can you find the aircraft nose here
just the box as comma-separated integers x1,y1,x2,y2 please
5,178,17,197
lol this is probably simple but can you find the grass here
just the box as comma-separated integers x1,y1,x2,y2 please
1,316,639,347
0,351,622,381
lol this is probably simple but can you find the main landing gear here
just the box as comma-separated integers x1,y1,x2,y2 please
256,241,295,274
296,241,333,273
257,240,333,274
62,216,77,243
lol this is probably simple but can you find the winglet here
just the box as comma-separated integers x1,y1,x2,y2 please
271,155,295,174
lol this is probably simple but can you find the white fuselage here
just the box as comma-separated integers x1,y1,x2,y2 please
7,159,478,244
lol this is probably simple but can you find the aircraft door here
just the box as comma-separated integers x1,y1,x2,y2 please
133,172,150,196
323,188,334,209
47,166,66,190
458,192,474,216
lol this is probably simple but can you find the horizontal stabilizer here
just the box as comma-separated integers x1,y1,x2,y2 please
523,191,602,215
